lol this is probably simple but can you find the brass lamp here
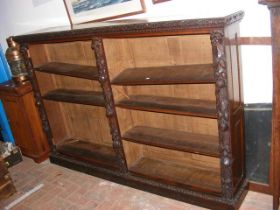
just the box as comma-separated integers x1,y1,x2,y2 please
5,37,28,83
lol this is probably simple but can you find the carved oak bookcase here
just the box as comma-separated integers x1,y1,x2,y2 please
13,11,247,209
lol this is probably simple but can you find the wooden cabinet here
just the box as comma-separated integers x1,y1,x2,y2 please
14,11,247,209
0,81,49,163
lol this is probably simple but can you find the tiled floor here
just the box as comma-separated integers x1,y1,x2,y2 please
0,157,273,210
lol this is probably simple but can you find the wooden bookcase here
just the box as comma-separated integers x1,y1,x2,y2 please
13,11,247,209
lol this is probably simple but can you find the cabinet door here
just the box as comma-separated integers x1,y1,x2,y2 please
2,97,33,155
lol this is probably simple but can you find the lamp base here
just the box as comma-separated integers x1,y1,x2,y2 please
12,75,28,83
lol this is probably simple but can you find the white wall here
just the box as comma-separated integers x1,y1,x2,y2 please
0,0,272,104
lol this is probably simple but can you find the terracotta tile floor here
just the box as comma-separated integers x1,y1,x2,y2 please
0,157,273,210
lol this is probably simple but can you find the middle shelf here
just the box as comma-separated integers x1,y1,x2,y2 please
116,95,217,118
122,126,219,157
111,64,215,85
43,89,105,106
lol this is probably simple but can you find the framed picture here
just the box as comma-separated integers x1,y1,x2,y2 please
152,0,171,4
64,0,146,25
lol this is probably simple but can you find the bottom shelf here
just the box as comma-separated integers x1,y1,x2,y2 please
56,139,118,168
129,157,221,194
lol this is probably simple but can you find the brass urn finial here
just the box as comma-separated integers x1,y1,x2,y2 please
5,37,28,83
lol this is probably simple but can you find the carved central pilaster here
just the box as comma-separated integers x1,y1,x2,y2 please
210,31,233,200
92,37,128,173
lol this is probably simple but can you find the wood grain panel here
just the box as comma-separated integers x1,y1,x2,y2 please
61,103,112,146
122,140,144,167
112,84,216,103
143,142,220,169
116,108,218,137
123,141,220,193
103,35,213,80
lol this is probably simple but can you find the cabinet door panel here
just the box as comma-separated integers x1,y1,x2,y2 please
2,98,33,154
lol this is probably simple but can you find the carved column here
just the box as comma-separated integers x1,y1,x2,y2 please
210,30,233,200
20,43,54,150
92,37,128,173
259,1,280,209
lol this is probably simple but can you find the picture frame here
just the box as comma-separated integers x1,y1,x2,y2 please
152,0,171,4
63,0,146,25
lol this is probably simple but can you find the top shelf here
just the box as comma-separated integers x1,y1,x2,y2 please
35,62,99,80
111,64,215,86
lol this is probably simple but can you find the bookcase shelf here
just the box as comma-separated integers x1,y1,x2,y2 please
36,62,99,80
116,95,217,118
122,126,219,157
111,64,215,85
43,89,105,106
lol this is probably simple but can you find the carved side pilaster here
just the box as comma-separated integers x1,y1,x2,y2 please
210,31,233,200
20,44,54,150
92,37,128,173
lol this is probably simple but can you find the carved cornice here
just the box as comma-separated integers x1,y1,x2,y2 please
13,11,244,44
92,37,127,173
210,30,233,200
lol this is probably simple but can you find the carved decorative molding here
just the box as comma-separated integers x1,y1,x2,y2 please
92,37,127,173
13,11,244,44
210,30,233,200
19,44,54,150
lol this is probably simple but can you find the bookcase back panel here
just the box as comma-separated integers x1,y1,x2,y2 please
122,141,221,194
123,141,219,169
43,100,70,144
116,108,218,136
122,140,144,167
44,100,112,146
30,41,96,66
103,35,213,78
30,42,101,93
35,72,102,94
112,84,216,102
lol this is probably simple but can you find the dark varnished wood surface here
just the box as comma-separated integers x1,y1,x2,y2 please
35,62,99,80
111,64,215,85
43,89,105,106
20,11,247,210
123,126,219,157
0,80,32,96
129,157,221,194
0,80,50,163
13,11,244,44
56,139,118,168
117,95,217,118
